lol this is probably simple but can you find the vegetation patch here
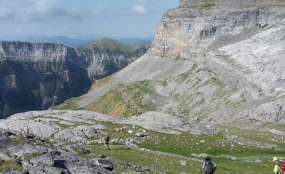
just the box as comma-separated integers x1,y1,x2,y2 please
12,137,26,145
159,80,168,88
86,144,203,174
84,81,154,117
256,23,269,29
84,90,136,117
216,54,230,61
51,97,82,110
0,160,23,172
201,0,216,9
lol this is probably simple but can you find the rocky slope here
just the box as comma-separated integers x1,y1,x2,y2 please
74,0,285,126
0,40,148,118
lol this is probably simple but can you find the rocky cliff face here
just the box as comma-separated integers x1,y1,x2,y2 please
77,1,285,125
0,41,148,118
180,0,285,7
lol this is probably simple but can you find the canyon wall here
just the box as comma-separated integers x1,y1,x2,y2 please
0,41,148,118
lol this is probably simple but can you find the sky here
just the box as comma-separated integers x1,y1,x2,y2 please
0,0,178,41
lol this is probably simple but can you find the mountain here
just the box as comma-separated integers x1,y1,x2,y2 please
26,36,98,48
0,38,148,118
113,37,153,45
68,0,285,125
2,1,285,173
26,36,153,48
75,38,149,80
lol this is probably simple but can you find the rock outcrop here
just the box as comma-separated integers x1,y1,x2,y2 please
0,39,148,118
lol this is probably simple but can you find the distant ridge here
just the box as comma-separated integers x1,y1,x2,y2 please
25,36,152,48
86,38,144,54
26,36,98,48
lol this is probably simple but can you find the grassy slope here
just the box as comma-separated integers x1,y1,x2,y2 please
41,118,283,174
89,121,285,173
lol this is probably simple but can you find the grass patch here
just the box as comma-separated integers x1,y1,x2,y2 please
85,90,136,117
12,138,26,145
216,54,230,61
256,23,269,29
51,96,82,110
85,81,154,117
159,81,168,88
177,63,196,83
0,161,23,172
202,3,215,9
85,144,204,174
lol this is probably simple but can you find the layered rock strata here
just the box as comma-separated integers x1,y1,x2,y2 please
0,41,147,118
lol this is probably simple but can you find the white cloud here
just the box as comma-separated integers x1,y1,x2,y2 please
132,5,147,14
138,0,148,5
93,5,103,15
18,0,83,22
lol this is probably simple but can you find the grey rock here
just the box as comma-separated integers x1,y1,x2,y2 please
66,136,88,144
0,168,22,174
75,125,99,138
135,133,146,137
8,144,47,158
0,136,12,149
30,154,54,167
53,129,85,142
94,159,113,171
0,120,61,138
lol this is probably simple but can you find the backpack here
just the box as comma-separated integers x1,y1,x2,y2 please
278,161,285,174
105,136,110,142
204,160,214,174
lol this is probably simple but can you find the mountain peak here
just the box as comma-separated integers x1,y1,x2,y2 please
90,38,142,53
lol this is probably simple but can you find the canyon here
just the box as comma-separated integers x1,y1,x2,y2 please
0,39,148,118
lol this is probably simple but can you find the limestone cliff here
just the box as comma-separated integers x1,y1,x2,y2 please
77,1,285,125
0,40,148,118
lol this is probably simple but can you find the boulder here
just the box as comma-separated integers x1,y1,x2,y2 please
75,125,99,138
53,129,86,142
0,136,12,149
94,159,113,171
29,154,54,167
135,133,146,137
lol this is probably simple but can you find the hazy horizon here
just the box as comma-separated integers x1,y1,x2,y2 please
0,0,179,41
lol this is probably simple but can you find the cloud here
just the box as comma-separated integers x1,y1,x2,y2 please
17,0,83,22
93,5,103,15
0,7,16,21
138,0,148,5
132,5,147,14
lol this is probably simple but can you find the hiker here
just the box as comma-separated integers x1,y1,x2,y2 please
104,133,110,150
201,156,217,174
273,157,283,174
